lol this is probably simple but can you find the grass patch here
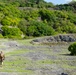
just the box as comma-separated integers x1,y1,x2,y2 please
17,39,33,45
6,49,29,56
1,56,34,72
0,48,34,72
62,64,76,69
0,39,76,74
37,60,54,65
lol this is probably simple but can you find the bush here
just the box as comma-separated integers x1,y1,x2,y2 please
2,26,22,39
1,16,20,26
68,42,76,55
26,21,55,37
0,34,4,38
6,35,22,39
18,19,28,34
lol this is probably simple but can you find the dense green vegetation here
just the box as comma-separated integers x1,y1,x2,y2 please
0,0,76,39
68,42,76,55
56,1,76,12
2,26,22,39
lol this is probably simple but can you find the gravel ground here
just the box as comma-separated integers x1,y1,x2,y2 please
0,39,76,75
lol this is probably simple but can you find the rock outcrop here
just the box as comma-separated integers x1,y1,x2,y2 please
31,34,76,44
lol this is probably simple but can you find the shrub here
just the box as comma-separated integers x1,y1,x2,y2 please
6,35,22,39
1,16,20,26
18,19,28,34
0,34,4,38
26,21,55,37
68,42,76,55
2,26,22,39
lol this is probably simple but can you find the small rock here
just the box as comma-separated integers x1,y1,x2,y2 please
61,73,68,75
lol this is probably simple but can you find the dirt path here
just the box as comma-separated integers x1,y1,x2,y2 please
0,39,76,75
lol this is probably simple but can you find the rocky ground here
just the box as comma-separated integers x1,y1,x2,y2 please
31,34,76,44
0,38,76,75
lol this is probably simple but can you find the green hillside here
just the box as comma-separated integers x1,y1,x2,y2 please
0,0,76,39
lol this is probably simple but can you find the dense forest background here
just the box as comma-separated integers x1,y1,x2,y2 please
0,0,76,39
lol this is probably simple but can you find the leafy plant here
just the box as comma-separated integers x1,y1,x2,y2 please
1,16,20,26
68,42,76,55
0,34,4,38
2,26,22,39
26,21,55,36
